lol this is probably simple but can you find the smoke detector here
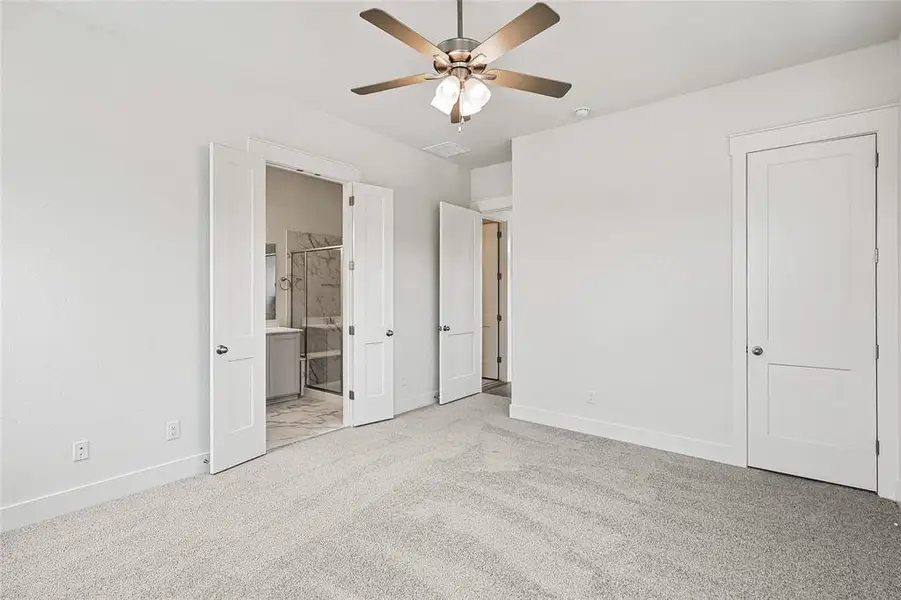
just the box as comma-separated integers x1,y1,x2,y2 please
573,107,591,118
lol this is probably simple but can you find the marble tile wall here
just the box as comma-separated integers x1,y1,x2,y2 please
287,231,342,393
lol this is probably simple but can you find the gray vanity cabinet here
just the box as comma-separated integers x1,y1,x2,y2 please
266,330,301,400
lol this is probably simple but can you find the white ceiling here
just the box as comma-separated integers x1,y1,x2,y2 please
59,1,901,169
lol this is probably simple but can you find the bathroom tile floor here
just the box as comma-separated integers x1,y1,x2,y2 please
266,393,343,451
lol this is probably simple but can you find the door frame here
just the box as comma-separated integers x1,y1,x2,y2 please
729,105,899,500
471,199,513,386
246,137,360,428
481,218,509,381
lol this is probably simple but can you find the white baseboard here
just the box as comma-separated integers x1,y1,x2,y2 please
395,390,438,416
1,453,209,532
509,404,738,466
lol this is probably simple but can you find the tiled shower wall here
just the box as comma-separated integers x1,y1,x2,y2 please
287,231,342,391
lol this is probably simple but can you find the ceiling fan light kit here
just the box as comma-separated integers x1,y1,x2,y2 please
352,0,572,126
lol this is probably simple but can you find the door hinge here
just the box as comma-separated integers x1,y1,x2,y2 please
876,439,880,456
875,152,879,169
349,260,355,271
496,314,502,322
876,344,880,360
497,230,502,239
497,356,502,363
349,390,355,400
349,195,355,206
497,272,502,281
349,325,355,335
874,248,879,264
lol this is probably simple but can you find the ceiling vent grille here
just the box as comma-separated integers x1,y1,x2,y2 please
423,141,470,158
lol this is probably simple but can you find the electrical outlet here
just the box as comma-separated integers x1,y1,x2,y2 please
166,420,181,441
73,440,89,462
587,390,596,404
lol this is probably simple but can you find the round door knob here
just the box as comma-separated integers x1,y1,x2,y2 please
386,330,394,337
443,325,450,332
215,345,229,355
751,346,763,356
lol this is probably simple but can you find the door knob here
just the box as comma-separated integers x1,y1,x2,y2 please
386,330,394,337
215,345,229,355
750,346,763,356
443,325,450,332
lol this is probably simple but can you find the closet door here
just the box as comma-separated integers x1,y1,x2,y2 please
747,135,877,490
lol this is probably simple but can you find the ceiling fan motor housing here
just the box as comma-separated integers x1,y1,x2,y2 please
436,37,485,77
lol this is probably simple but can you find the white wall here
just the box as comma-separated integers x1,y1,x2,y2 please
470,161,512,201
265,167,342,326
511,42,900,468
1,3,467,527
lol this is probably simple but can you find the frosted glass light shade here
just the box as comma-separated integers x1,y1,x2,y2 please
431,77,461,115
460,78,491,116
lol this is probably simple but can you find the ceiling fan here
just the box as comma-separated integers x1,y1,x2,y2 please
351,0,572,126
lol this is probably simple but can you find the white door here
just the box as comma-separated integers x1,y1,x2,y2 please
482,221,500,379
209,143,267,474
350,183,395,425
747,134,877,490
439,202,482,404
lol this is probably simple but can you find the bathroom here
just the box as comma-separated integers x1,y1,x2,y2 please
264,165,344,450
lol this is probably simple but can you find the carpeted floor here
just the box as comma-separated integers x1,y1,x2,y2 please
2,394,900,599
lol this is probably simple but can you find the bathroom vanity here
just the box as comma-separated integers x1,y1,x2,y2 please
266,327,303,401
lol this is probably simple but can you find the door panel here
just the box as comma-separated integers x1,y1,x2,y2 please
351,183,394,425
747,134,877,490
482,221,500,379
439,202,482,403
209,143,266,474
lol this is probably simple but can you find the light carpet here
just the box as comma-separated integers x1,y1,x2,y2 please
2,394,900,599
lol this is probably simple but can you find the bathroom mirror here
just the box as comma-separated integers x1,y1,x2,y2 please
265,246,277,321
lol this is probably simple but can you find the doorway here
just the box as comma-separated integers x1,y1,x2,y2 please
264,166,344,451
209,138,396,474
729,106,899,500
481,219,507,393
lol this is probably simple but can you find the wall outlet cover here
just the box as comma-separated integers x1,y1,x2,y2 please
166,420,181,441
73,440,89,462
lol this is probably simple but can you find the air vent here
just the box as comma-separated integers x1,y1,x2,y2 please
423,141,470,158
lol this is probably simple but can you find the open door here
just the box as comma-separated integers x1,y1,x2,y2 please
439,202,482,404
350,183,395,425
209,143,266,474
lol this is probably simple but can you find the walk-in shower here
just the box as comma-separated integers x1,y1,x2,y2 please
289,245,343,395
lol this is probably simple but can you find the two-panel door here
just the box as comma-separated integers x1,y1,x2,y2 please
350,183,395,425
747,134,877,491
439,202,482,404
209,143,267,474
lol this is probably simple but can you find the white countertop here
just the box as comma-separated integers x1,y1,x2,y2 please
265,326,303,335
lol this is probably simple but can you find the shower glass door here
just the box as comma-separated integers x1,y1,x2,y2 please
291,247,342,395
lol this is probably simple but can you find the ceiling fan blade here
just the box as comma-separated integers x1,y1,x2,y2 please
469,3,560,63
485,69,571,98
360,9,450,62
351,73,432,95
